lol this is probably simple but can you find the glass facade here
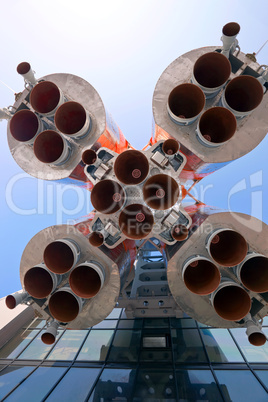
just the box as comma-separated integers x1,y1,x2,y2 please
0,310,267,401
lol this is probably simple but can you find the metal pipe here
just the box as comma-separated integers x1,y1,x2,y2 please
236,253,268,293
91,179,125,214
88,232,104,247
54,101,91,139
207,228,248,267
5,291,30,309
182,256,221,295
10,109,46,144
171,224,189,241
82,149,97,165
30,80,65,116
119,204,154,239
143,174,180,210
196,107,237,147
17,62,37,85
245,315,267,346
192,52,231,98
167,83,205,125
43,239,80,274
69,262,105,298
33,130,71,165
211,279,251,321
114,150,149,184
23,264,61,299
48,287,83,323
41,320,60,345
222,76,264,118
221,22,240,57
162,139,179,156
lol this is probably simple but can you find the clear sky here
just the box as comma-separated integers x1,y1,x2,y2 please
0,0,267,297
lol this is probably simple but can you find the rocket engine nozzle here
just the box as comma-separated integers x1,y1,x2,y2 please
192,52,231,97
237,254,268,293
197,107,237,146
69,262,105,298
88,232,104,247
17,62,36,85
34,130,70,165
10,109,44,144
182,257,221,295
167,83,205,125
43,239,80,274
114,150,149,185
91,179,125,214
82,149,97,165
211,280,251,321
30,81,64,116
24,264,60,299
245,314,267,346
162,139,179,155
119,204,154,239
207,229,248,267
143,174,180,210
5,291,29,309
171,224,189,241
41,321,60,345
48,287,83,323
55,101,91,138
223,76,263,117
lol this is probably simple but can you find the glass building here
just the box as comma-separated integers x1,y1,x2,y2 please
0,306,268,401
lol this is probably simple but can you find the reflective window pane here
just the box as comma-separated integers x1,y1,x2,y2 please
176,369,223,401
5,367,66,401
92,320,117,329
46,367,101,401
89,368,136,402
0,330,39,359
255,370,268,387
17,330,62,360
47,330,88,360
215,370,268,402
170,317,196,328
77,330,114,361
118,319,143,329
107,330,141,362
200,328,244,363
134,369,176,401
230,328,268,363
144,318,169,328
0,366,34,400
27,319,46,329
172,329,207,363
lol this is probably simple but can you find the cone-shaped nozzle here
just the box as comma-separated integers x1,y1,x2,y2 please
10,109,43,143
222,22,240,37
143,174,180,210
182,257,221,295
237,254,268,293
207,229,247,267
24,264,60,299
211,280,251,321
245,314,267,346
41,321,60,345
82,149,97,165
114,150,149,185
168,83,205,125
30,81,64,115
91,180,125,214
88,232,104,247
34,130,70,165
5,291,29,309
17,62,36,85
171,224,189,241
69,262,105,298
193,52,231,94
43,239,80,274
162,139,179,156
197,107,237,146
49,287,83,323
119,204,154,239
223,76,263,116
54,101,90,138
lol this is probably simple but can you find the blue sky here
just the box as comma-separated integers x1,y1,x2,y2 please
0,0,267,297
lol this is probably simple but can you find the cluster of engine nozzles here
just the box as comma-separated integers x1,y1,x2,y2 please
87,141,188,243
10,63,91,165
167,24,264,147
6,238,105,344
180,228,268,346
